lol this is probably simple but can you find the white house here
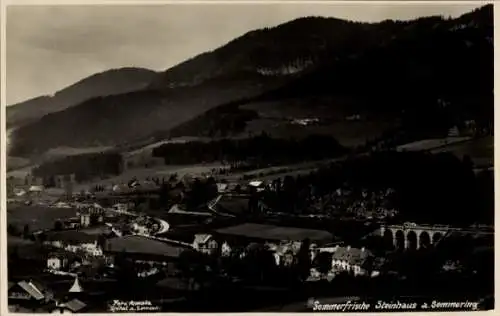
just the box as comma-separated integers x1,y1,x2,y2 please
192,234,218,255
44,231,103,257
47,254,69,271
221,241,232,257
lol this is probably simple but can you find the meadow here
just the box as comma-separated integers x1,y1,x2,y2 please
7,205,77,232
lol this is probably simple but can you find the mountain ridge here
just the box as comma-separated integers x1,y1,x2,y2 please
7,4,493,158
7,67,159,127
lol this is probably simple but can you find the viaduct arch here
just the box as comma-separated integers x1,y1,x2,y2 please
380,223,448,250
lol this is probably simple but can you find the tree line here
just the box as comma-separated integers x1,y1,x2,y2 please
152,133,347,166
260,151,492,225
32,152,124,184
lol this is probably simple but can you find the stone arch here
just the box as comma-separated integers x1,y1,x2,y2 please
419,231,431,249
407,230,418,251
432,232,443,245
395,230,405,250
383,229,394,250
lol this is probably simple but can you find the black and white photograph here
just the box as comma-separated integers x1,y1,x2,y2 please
3,1,495,313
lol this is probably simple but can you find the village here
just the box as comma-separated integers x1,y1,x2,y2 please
6,157,494,312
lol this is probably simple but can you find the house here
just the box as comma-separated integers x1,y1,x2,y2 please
216,183,229,193
78,204,105,228
29,185,44,193
221,241,232,257
8,280,54,304
192,234,217,254
345,114,361,121
44,231,103,256
248,180,266,192
330,246,374,276
47,252,70,271
448,126,460,137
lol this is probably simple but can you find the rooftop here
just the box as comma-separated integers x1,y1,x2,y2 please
214,223,333,243
63,298,87,312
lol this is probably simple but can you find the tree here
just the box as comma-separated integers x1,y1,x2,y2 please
97,234,107,250
23,224,30,239
10,245,20,261
7,224,19,236
54,220,63,231
296,238,312,281
205,177,219,201
176,249,211,290
37,232,47,244
314,252,333,275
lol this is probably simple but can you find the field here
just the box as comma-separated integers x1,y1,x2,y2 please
8,146,113,175
430,136,493,167
74,163,225,191
41,146,113,161
243,119,398,148
241,97,401,148
7,165,34,179
396,137,472,152
124,136,211,157
7,205,77,231
7,156,31,171
7,235,36,247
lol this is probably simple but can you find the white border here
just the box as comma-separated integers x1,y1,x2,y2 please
1,1,497,316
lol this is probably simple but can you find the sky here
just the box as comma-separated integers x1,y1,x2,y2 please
6,3,484,105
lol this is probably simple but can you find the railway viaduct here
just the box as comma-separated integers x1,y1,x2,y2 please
379,223,493,250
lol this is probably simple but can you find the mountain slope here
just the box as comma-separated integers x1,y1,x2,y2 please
7,67,159,128
9,72,288,157
147,5,493,141
8,5,493,158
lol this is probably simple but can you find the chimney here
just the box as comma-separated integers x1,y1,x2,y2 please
347,245,351,251
361,247,365,252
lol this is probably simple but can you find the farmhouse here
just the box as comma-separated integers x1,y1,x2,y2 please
47,252,70,271
192,234,218,255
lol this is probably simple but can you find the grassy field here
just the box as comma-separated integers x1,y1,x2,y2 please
74,163,224,191
41,146,113,160
7,165,34,179
241,97,400,148
124,136,211,157
7,156,31,171
242,118,399,148
430,136,493,167
7,235,36,246
396,137,472,152
7,205,77,231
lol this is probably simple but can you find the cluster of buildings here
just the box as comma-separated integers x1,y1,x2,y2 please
191,223,382,280
8,276,88,313
7,168,493,312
